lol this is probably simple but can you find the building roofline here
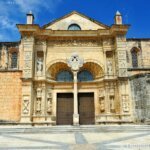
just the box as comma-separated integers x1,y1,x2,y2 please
0,41,20,44
127,38,150,41
42,10,110,29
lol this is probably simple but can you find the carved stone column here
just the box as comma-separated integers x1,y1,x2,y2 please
67,53,84,125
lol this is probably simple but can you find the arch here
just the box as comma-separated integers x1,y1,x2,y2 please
78,70,94,82
47,62,71,80
68,24,81,30
46,59,66,71
47,59,104,81
80,61,104,79
84,59,104,71
131,47,140,53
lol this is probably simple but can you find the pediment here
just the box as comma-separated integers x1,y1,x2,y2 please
42,11,110,30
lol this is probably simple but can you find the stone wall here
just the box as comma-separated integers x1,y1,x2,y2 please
127,39,150,68
130,73,150,123
0,71,22,122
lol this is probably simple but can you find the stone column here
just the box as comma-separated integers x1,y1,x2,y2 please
73,71,79,125
67,53,84,125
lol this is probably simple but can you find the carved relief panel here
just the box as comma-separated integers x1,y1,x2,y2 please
23,36,34,78
99,89,105,113
122,95,130,113
106,51,114,76
115,35,128,77
22,96,30,115
47,89,52,114
35,88,42,114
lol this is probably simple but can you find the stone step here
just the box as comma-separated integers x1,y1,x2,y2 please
0,125,149,133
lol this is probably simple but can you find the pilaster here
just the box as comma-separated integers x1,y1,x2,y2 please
21,36,35,123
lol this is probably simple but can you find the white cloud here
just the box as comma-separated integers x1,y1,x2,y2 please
0,0,63,41
15,0,63,13
0,16,17,30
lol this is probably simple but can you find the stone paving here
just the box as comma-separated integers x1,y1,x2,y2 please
0,125,149,150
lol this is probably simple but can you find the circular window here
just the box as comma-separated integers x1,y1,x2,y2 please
68,24,81,30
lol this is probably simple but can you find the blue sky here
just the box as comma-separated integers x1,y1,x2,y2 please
0,0,150,41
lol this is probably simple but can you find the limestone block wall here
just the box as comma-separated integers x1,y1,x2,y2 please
0,71,22,122
130,74,150,122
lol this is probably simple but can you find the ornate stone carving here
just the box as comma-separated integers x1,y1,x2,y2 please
107,60,113,75
48,40,101,47
35,40,46,46
0,46,8,69
24,52,32,60
23,36,34,42
23,69,32,78
99,97,105,112
37,88,42,98
47,92,52,114
122,95,129,112
118,51,126,59
24,61,32,69
110,96,115,112
22,96,29,114
118,60,126,68
119,68,127,77
99,89,105,97
103,38,114,46
67,53,84,71
37,58,43,76
36,98,41,112
36,88,42,113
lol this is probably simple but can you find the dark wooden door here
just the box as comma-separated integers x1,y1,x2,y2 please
57,93,73,125
78,93,95,125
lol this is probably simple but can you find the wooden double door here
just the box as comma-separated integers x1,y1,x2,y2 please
57,93,95,125
78,93,95,125
57,93,73,125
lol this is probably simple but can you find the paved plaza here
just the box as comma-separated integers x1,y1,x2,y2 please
0,125,150,150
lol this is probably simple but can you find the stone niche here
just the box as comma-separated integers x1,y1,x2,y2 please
36,51,44,76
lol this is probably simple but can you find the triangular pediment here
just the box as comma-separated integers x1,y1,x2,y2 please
42,11,110,30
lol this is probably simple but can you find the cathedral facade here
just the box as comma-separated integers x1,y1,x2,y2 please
0,11,149,125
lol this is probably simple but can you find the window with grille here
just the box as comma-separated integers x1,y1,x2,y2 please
78,70,93,82
131,49,138,68
11,52,17,68
68,24,81,30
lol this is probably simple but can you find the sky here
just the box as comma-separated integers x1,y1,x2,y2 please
0,0,150,41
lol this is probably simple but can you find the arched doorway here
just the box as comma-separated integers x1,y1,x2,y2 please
47,61,104,125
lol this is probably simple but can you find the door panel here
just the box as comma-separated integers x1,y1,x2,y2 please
57,93,73,125
78,93,95,125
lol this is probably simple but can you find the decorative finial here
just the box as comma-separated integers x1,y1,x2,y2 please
116,11,121,16
29,10,32,14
